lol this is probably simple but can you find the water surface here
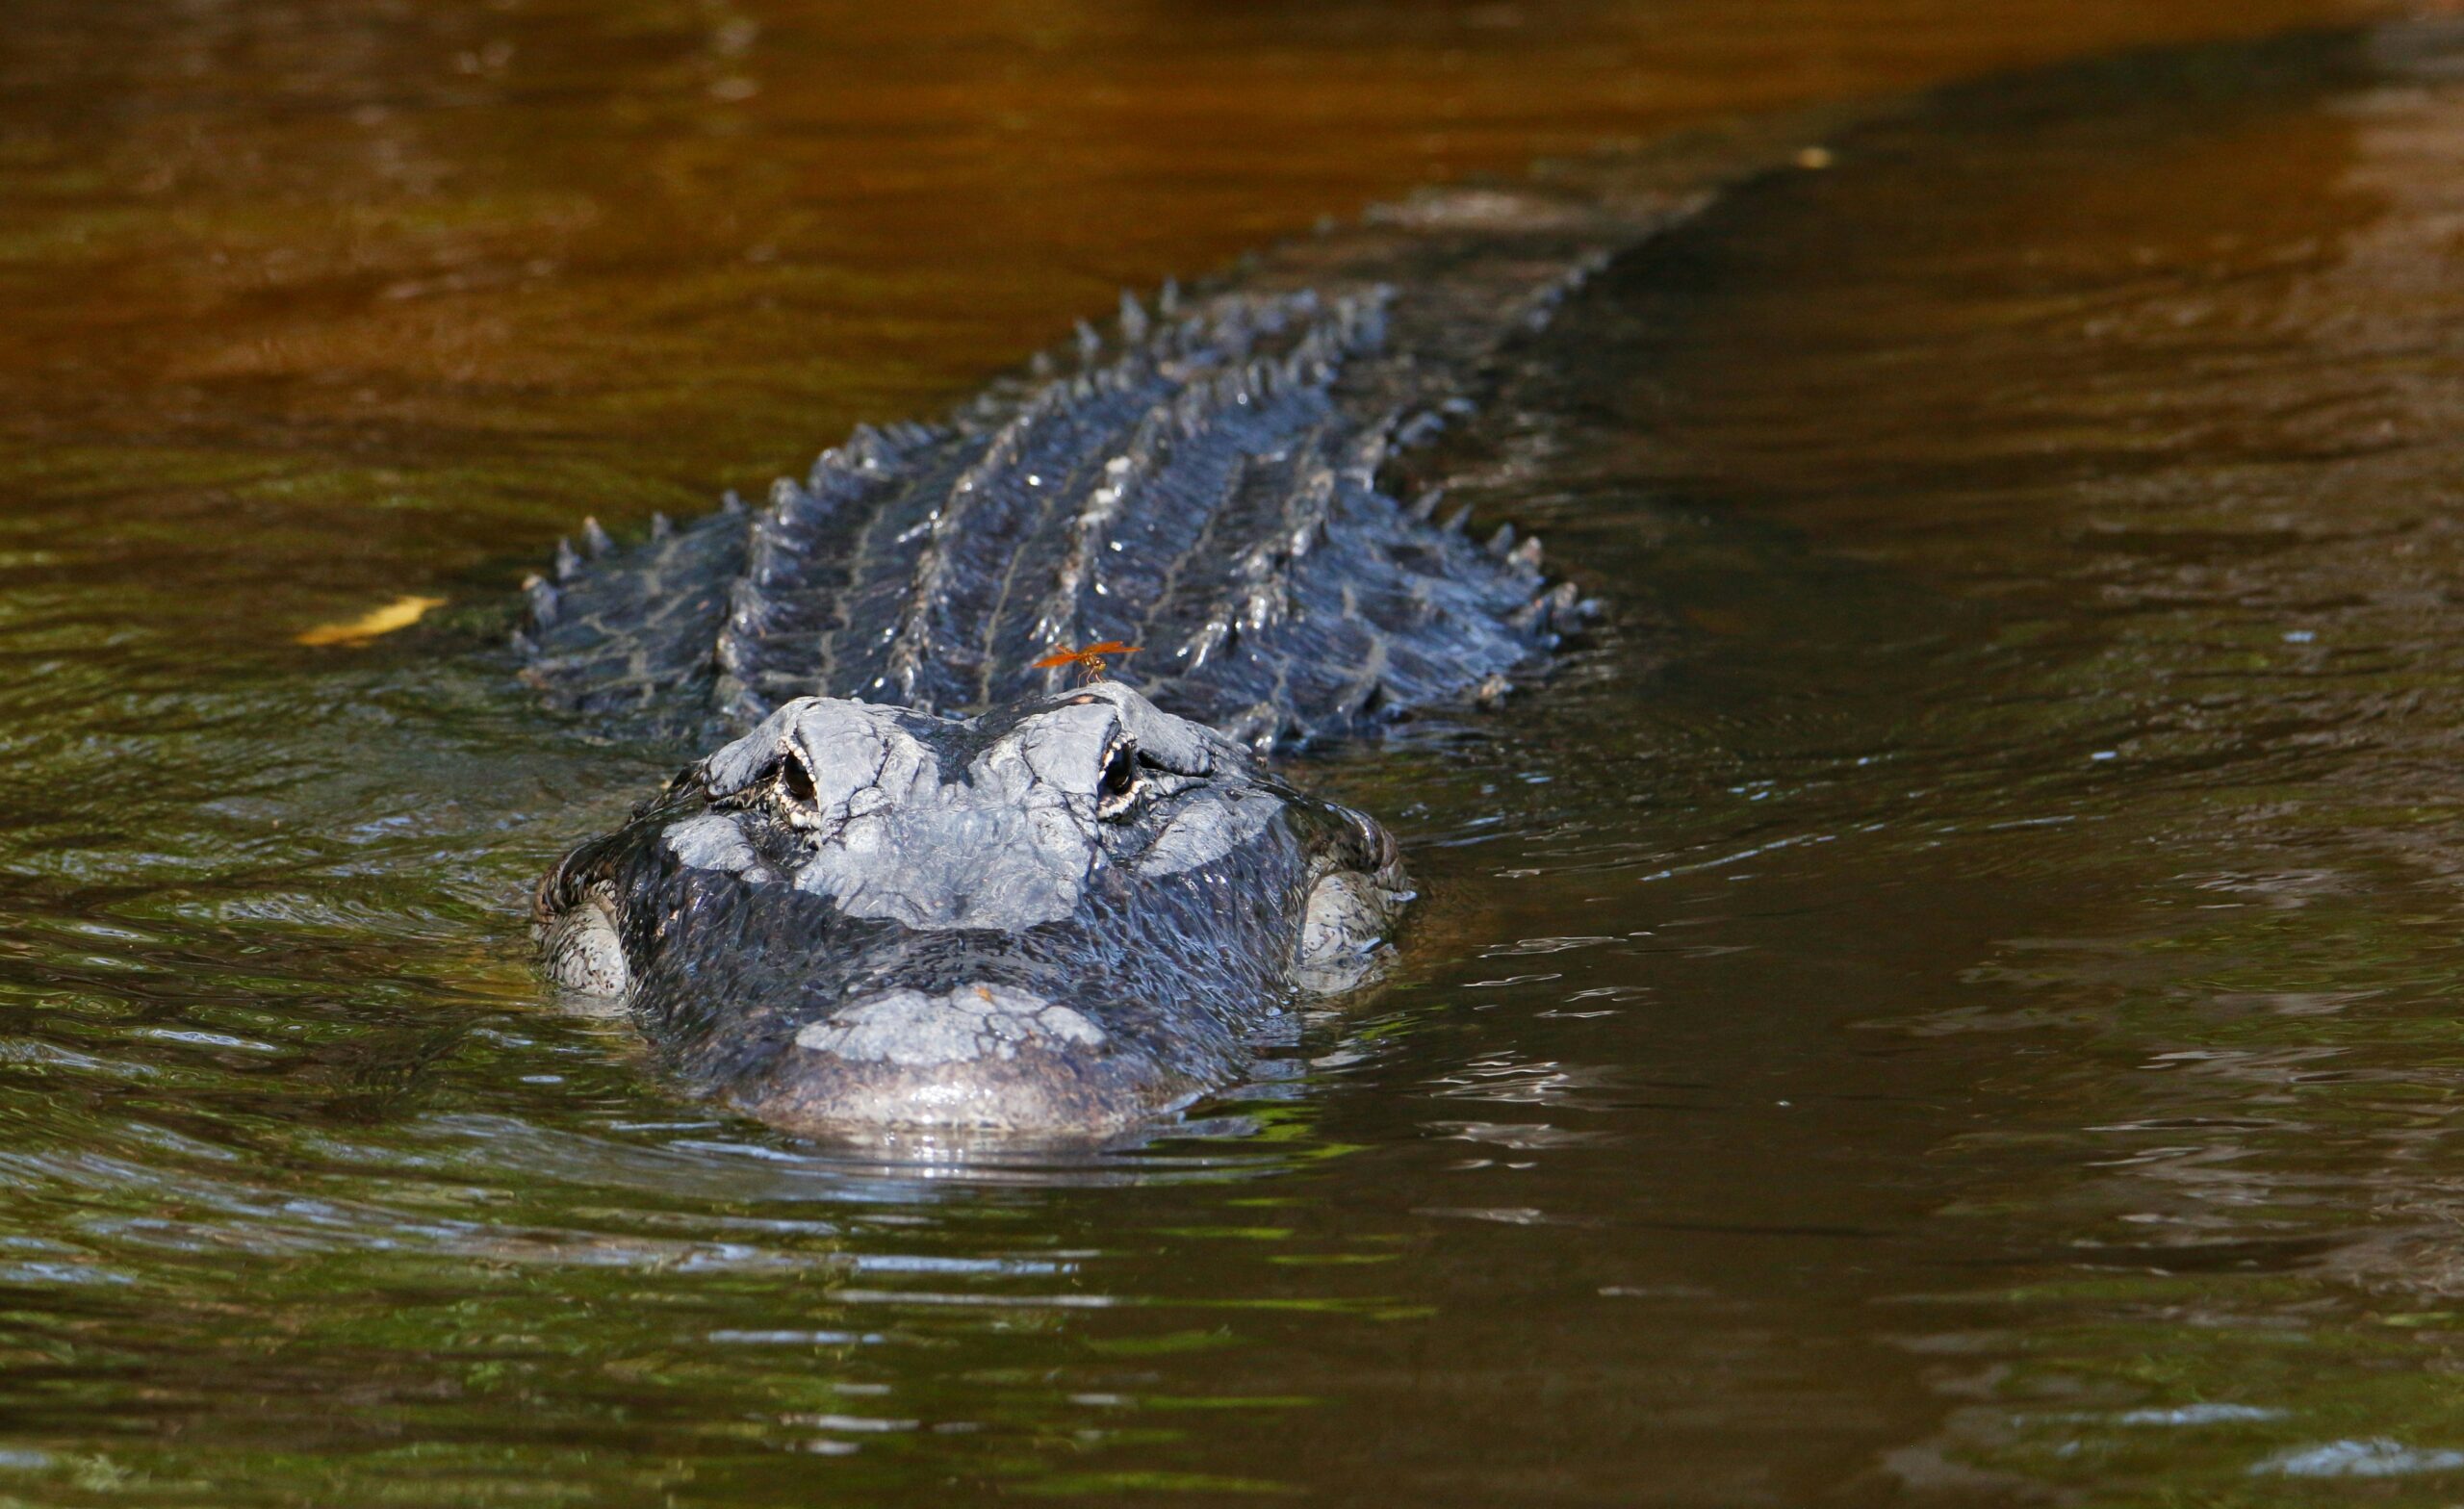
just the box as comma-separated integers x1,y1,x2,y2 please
18,2,2464,1505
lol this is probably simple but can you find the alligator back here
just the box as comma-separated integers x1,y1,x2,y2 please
513,112,1846,749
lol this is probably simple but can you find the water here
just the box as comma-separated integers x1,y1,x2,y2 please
19,0,2464,1502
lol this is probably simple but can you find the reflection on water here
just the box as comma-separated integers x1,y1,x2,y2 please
1472,23,2464,1498
20,0,2464,1502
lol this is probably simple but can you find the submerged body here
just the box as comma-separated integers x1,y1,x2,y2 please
525,112,1849,1138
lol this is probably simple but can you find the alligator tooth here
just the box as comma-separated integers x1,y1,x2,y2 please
650,511,674,541
1074,319,1102,363
1408,488,1445,523
1158,277,1181,317
1485,524,1517,558
1029,349,1058,379
553,538,583,581
1510,536,1544,570
1442,505,1474,535
581,516,613,557
1118,289,1148,343
720,490,746,516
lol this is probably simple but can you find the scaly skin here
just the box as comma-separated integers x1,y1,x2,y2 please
523,110,1854,1139
537,682,1404,1137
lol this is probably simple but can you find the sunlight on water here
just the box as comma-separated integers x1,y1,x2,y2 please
18,0,2464,1504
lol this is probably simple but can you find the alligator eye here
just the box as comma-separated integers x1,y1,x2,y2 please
778,754,818,805
1097,741,1141,817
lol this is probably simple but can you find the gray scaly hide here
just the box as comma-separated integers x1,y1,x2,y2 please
509,111,1861,750
523,109,1863,1140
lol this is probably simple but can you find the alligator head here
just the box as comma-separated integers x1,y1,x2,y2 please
534,681,1408,1139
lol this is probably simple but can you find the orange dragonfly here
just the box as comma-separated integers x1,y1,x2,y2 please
1032,640,1141,683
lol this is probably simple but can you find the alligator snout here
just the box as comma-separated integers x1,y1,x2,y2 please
740,982,1208,1137
538,680,1407,1140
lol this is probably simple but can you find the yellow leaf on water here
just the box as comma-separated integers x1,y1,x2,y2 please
295,594,447,647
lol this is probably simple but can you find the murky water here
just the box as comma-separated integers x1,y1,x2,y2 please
21,0,2464,1502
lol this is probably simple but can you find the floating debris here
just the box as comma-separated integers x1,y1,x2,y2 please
295,594,447,647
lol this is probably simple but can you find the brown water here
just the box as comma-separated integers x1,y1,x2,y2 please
21,1,2464,1504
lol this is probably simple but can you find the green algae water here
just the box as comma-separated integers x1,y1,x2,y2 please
19,0,2464,1502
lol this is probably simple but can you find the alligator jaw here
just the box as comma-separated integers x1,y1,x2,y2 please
740,984,1209,1138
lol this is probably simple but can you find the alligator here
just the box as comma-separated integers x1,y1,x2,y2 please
519,112,1847,1141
